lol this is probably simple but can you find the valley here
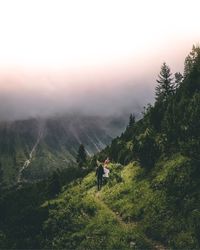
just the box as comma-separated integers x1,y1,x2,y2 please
0,114,127,186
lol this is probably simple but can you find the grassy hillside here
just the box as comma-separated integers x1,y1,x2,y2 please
39,45,200,250
1,157,199,249
99,46,200,169
41,163,157,250
0,166,89,249
41,157,200,249
0,45,200,249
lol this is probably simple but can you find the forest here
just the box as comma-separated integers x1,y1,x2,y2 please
0,45,200,249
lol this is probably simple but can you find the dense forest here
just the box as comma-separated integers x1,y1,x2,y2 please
0,45,200,249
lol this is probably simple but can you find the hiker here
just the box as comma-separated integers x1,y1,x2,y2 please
96,160,105,191
103,158,110,184
104,157,110,166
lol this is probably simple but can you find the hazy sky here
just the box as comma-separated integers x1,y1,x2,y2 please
0,0,199,120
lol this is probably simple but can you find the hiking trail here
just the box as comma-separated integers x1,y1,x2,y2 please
93,191,167,250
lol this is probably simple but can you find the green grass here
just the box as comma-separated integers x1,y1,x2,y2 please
42,163,154,249
42,154,200,249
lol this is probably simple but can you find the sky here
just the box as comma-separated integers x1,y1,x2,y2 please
0,0,199,121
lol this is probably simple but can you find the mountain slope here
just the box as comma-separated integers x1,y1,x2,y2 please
1,46,200,249
1,157,199,249
0,114,127,186
39,163,166,250
97,50,200,168
41,155,200,249
42,45,200,249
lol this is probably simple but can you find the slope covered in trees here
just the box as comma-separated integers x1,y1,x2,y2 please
0,46,200,249
0,115,125,186
101,45,200,168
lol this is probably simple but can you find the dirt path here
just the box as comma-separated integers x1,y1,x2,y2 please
94,192,167,250
94,192,136,229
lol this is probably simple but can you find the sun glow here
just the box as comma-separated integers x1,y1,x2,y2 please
0,0,199,71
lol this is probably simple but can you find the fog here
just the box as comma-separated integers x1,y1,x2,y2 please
0,68,154,121
0,0,199,121
0,43,198,122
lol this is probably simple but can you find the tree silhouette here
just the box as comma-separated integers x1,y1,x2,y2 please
47,170,61,197
155,62,174,102
174,72,183,89
76,144,87,168
184,44,200,77
128,114,135,128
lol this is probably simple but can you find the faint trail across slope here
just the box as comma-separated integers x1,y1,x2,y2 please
17,121,45,183
94,192,167,250
94,192,136,229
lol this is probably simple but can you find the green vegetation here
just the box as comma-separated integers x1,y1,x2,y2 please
1,45,200,249
41,164,153,250
0,116,114,186
40,152,200,249
0,166,89,249
76,144,87,168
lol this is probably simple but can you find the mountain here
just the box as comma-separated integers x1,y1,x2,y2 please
1,45,200,250
0,114,127,186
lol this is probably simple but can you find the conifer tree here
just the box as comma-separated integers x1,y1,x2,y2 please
174,72,183,89
76,144,87,168
184,54,193,78
47,170,61,197
184,44,200,77
155,62,174,102
128,114,135,127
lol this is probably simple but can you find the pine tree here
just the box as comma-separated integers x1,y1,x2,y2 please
184,45,200,77
174,72,183,89
128,114,135,127
184,54,193,78
155,62,174,102
76,144,87,168
47,170,61,197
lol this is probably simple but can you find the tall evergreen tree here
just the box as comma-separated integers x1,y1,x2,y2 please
155,62,174,102
128,114,135,127
184,44,200,77
47,170,61,197
184,54,193,78
174,72,183,89
76,144,87,168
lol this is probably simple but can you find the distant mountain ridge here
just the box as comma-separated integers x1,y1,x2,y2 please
1,46,200,250
0,114,127,186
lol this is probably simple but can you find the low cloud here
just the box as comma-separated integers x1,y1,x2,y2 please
0,42,190,122
0,69,155,121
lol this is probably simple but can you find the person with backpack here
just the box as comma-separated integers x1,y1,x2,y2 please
102,157,109,184
96,160,105,191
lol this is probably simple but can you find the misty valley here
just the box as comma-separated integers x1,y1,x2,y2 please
0,0,200,247
0,45,200,249
0,114,127,186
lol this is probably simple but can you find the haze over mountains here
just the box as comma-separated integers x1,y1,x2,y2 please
0,0,200,249
1,45,200,249
0,0,199,122
0,114,128,185
0,74,149,121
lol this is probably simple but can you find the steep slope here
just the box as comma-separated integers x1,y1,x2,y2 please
90,46,200,248
0,114,127,186
40,156,200,250
41,162,169,249
1,159,199,249
1,46,200,250
101,47,200,167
